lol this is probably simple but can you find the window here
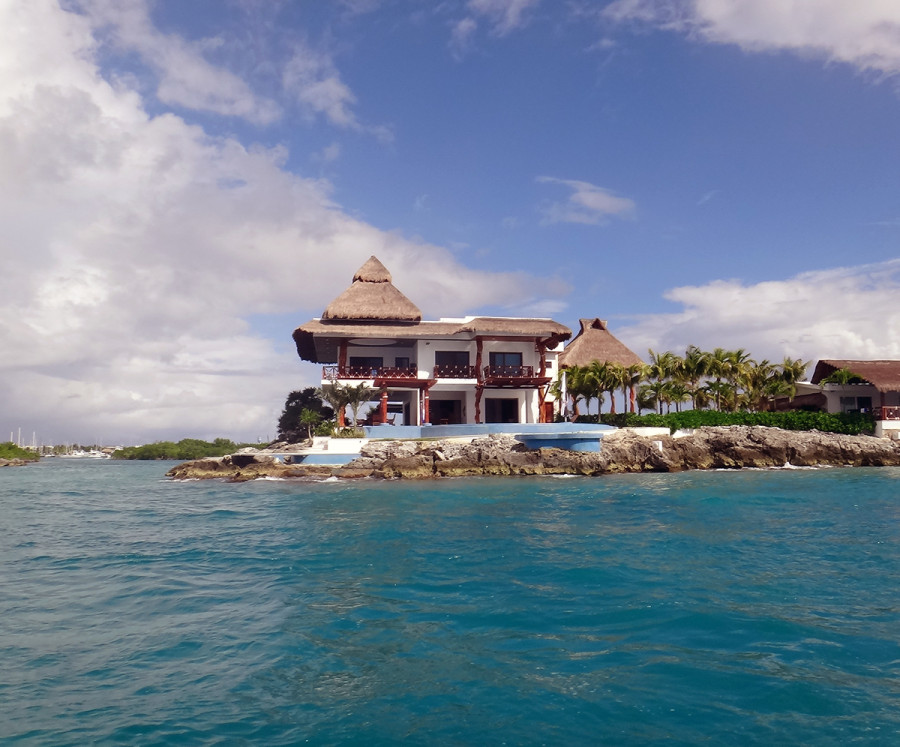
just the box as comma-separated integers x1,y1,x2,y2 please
434,350,473,377
349,356,383,375
435,351,469,366
395,357,410,368
490,352,522,367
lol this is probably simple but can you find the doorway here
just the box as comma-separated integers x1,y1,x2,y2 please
485,398,519,423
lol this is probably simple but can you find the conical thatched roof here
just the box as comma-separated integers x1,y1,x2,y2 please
559,318,643,368
321,256,422,322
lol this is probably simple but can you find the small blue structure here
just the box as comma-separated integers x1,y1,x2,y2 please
363,422,613,452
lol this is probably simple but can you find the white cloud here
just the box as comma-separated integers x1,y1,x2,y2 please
77,0,281,124
0,0,564,444
314,141,342,163
282,43,361,129
450,0,539,57
615,260,900,364
450,17,478,59
604,0,900,78
537,176,636,225
468,0,541,35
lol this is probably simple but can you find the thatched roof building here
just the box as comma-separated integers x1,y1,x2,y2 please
293,256,571,364
321,255,422,322
558,318,643,368
811,360,900,392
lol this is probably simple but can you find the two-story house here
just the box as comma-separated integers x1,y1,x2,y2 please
292,256,571,426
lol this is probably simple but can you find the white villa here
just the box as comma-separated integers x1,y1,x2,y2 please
293,257,572,426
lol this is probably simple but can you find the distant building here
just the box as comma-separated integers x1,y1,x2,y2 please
293,256,572,425
809,360,900,419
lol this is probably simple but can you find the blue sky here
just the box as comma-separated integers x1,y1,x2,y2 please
2,0,899,444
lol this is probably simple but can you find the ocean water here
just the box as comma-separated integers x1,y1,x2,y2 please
2,460,900,745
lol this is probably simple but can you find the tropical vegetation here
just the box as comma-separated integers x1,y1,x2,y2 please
0,441,40,461
556,347,811,419
277,387,334,441
585,410,874,436
275,383,379,442
113,439,257,460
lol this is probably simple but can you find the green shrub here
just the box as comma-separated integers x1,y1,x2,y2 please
0,442,40,461
595,410,874,435
112,438,258,460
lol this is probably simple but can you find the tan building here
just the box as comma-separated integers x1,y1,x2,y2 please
293,257,572,425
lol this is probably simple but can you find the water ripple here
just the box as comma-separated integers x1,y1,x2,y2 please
2,462,900,743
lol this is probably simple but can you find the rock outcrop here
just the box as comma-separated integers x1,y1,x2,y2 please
0,458,29,467
166,427,900,481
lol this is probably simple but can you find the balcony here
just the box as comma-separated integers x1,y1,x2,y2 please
484,364,534,379
433,364,477,379
877,406,900,420
323,365,418,381
482,365,548,387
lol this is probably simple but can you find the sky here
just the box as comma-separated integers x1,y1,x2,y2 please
2,0,900,445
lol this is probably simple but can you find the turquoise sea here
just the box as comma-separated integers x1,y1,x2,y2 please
3,460,900,745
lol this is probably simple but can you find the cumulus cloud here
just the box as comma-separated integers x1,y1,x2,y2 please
615,260,900,364
604,0,900,78
537,177,636,225
77,0,281,124
0,0,563,444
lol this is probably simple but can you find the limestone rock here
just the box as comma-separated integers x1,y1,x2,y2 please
167,426,900,481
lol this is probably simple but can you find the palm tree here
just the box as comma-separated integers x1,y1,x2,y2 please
555,366,596,421
648,349,678,386
344,382,376,426
706,347,731,410
590,360,626,415
681,345,710,409
666,381,690,413
299,408,322,440
316,384,353,427
702,379,735,412
636,385,658,415
623,363,646,414
772,356,809,408
639,380,669,415
821,367,862,385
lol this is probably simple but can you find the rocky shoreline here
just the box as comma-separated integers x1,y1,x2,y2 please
0,458,30,467
165,426,900,482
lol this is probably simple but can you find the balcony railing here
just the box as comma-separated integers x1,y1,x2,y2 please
877,406,900,421
322,365,418,380
483,365,535,380
433,364,477,379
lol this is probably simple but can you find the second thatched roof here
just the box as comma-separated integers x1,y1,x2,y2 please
811,359,900,392
321,256,422,322
559,318,643,368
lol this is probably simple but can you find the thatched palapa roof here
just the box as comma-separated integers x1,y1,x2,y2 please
293,256,572,363
294,317,571,363
321,256,422,322
559,318,643,368
811,360,900,392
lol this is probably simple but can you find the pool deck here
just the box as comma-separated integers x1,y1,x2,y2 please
276,423,616,465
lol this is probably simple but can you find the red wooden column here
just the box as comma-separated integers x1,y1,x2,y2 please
380,389,389,423
423,387,431,424
475,337,484,424
537,340,547,423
